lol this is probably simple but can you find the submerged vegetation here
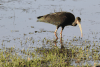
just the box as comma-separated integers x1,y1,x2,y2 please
0,37,100,67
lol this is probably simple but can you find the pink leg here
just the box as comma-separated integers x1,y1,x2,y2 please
54,28,58,40
54,26,59,40
60,29,62,38
60,29,62,43
60,27,64,43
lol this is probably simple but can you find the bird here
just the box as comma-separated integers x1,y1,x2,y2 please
37,12,83,40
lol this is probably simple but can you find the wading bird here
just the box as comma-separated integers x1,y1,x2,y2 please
37,12,83,40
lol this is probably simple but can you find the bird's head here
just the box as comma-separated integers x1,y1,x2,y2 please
72,17,83,37
72,17,81,26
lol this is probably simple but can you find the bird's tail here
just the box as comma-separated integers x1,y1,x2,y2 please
37,16,43,19
37,16,45,22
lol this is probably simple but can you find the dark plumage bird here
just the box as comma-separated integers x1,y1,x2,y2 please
37,12,83,39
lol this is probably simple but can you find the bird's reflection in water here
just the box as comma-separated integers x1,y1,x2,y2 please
54,37,63,47
36,39,72,66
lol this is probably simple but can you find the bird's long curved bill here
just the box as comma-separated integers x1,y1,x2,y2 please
77,21,83,37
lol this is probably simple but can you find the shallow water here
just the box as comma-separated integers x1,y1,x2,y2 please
0,0,100,47
0,0,100,65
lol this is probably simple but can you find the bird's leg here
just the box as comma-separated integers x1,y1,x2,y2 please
60,29,62,43
60,27,64,38
60,29,62,38
54,29,58,40
54,26,59,40
60,27,64,43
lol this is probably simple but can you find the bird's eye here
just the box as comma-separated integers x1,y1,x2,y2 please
77,17,81,22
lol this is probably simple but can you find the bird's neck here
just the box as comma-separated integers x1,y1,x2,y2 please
72,20,77,26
